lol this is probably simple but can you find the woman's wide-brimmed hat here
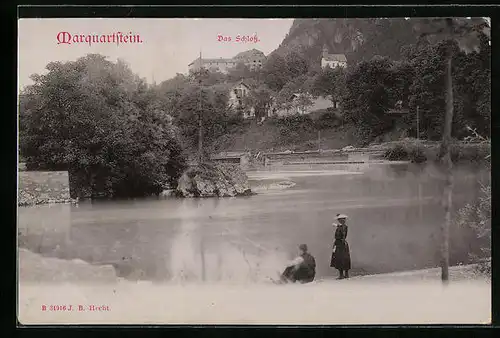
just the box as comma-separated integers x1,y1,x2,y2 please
336,214,348,220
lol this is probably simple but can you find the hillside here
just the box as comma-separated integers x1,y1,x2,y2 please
271,18,487,67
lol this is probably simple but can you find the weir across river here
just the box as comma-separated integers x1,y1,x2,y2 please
211,148,388,168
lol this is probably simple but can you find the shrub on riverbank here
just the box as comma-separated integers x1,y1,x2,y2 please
382,139,490,164
456,183,491,277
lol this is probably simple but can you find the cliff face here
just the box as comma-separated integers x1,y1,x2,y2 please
272,18,418,66
271,18,487,67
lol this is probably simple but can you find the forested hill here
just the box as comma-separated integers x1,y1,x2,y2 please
271,18,486,66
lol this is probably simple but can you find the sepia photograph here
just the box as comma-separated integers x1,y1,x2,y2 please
17,15,491,325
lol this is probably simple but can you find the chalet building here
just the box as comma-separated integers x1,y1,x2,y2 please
188,49,266,74
321,46,347,69
228,81,255,119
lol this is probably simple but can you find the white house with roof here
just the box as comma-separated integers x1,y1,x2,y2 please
321,46,347,69
228,81,255,119
188,49,266,74
188,57,238,74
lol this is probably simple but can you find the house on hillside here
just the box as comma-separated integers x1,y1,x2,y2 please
188,57,237,74
187,49,266,74
233,49,266,70
270,93,336,117
321,46,347,69
228,81,255,119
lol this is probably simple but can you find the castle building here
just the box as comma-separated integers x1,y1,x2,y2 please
188,49,266,74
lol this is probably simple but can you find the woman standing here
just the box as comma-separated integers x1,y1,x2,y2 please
330,214,351,279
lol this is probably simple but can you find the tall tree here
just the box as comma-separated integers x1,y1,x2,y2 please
342,56,395,143
19,54,187,198
284,51,309,79
243,85,274,121
415,17,490,283
312,66,347,107
261,54,290,92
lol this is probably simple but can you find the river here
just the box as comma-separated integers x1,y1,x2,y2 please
17,162,490,283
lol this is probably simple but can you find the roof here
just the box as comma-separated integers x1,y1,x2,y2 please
231,81,251,90
322,54,347,62
188,57,236,66
233,49,266,60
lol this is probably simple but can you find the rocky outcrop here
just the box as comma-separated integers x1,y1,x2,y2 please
176,163,254,198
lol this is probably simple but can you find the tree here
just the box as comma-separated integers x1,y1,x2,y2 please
244,85,274,121
174,78,234,157
19,54,187,198
312,66,347,107
284,51,309,79
261,54,290,92
227,62,255,83
342,56,395,143
415,17,490,283
406,41,448,140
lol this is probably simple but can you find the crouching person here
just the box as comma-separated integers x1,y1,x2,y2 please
280,244,316,284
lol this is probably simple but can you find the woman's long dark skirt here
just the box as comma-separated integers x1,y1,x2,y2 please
330,241,351,271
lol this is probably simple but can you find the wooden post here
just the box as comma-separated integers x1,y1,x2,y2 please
416,105,420,140
416,105,423,221
440,39,454,285
197,51,203,163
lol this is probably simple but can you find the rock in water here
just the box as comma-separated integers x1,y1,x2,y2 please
176,163,254,198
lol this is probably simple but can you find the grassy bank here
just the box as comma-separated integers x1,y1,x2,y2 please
381,138,491,164
210,115,490,166
211,114,358,153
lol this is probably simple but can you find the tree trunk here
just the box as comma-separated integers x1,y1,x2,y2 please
440,49,454,284
198,115,203,163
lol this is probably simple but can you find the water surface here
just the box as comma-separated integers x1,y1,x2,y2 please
18,162,490,282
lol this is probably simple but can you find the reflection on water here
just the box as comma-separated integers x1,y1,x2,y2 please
18,163,490,282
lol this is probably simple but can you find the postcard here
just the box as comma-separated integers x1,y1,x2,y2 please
17,15,491,325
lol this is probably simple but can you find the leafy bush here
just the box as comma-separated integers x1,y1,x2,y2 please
383,139,490,164
383,140,427,163
313,110,341,130
449,142,491,163
456,184,491,276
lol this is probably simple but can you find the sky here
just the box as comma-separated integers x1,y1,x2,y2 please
18,18,294,90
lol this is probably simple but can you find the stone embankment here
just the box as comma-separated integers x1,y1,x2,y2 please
18,171,76,206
